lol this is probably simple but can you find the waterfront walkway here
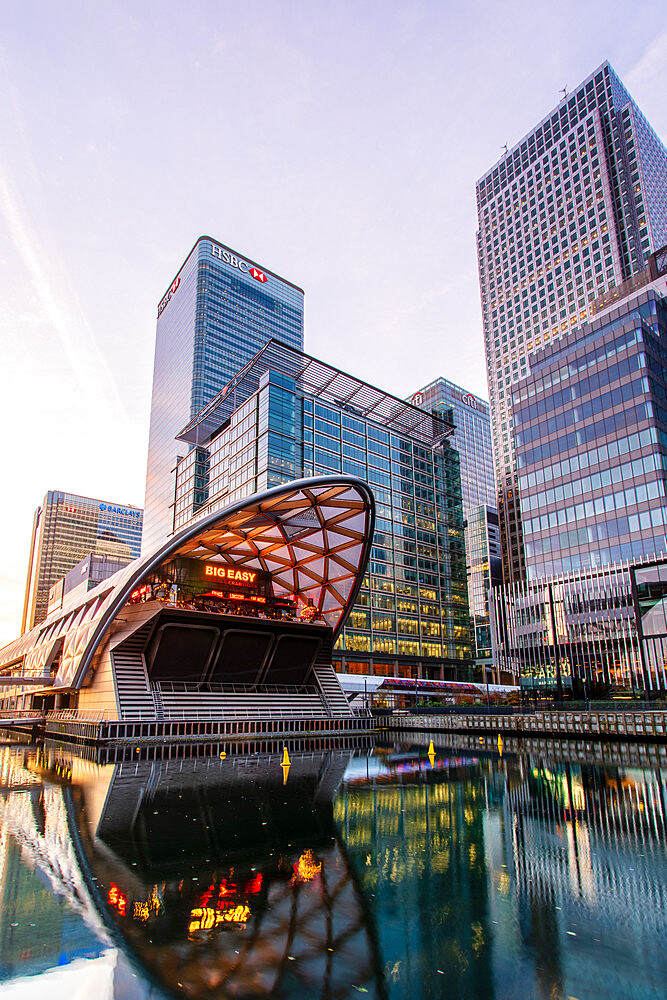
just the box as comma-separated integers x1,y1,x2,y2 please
383,708,666,741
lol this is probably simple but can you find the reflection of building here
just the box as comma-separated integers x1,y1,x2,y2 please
490,555,667,695
1,477,375,738
172,341,472,681
502,758,667,999
335,757,495,998
143,236,304,553
477,61,667,583
22,491,143,632
0,744,384,1000
0,824,102,979
514,259,667,581
411,379,501,676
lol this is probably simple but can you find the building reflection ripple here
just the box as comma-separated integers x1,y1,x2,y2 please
0,739,664,999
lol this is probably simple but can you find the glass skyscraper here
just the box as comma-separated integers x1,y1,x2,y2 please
173,341,472,679
476,62,667,583
142,237,304,553
21,491,143,631
411,378,496,512
515,261,667,580
411,379,501,673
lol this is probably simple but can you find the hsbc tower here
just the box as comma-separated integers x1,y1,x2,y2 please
143,236,304,552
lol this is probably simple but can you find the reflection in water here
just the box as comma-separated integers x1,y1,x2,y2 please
0,739,664,999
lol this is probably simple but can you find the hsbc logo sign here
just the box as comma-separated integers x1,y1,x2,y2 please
157,276,181,317
211,245,268,283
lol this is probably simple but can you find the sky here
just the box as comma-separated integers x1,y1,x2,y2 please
0,0,666,645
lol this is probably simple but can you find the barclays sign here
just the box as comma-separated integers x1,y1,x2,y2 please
99,504,142,519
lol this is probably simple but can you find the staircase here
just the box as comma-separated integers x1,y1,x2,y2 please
111,623,156,721
312,665,353,718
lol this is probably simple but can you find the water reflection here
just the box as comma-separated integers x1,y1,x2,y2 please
0,738,664,999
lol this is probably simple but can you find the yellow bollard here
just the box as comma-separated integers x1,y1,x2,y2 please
427,740,435,756
281,747,291,766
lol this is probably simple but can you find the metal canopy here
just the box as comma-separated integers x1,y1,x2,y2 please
0,477,375,692
176,339,453,447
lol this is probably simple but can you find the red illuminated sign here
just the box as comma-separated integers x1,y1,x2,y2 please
250,267,267,283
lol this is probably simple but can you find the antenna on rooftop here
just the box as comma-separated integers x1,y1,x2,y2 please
560,87,568,99
502,144,508,155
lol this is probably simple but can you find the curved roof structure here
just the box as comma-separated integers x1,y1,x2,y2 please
0,476,375,691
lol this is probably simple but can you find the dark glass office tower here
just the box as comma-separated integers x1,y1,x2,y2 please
143,237,304,552
476,62,667,584
514,274,667,581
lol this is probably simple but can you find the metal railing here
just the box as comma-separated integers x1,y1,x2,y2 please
0,709,44,719
47,709,109,723
155,681,319,695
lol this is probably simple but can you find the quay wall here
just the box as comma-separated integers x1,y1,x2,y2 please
382,710,666,742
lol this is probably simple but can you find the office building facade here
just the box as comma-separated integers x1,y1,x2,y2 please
515,266,667,582
173,341,472,679
490,554,667,697
476,62,667,583
143,236,304,553
412,379,500,673
21,491,143,631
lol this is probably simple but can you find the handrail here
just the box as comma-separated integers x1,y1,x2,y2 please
0,709,44,719
155,681,319,695
47,709,109,723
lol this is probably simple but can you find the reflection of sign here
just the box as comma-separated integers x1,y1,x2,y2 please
188,905,250,933
203,566,257,584
108,884,128,916
211,245,268,282
293,850,321,882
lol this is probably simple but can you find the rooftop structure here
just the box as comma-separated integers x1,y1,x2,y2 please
178,338,451,450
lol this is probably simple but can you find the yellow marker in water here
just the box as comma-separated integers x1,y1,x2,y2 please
282,763,291,785
497,734,503,756
427,740,435,756
427,751,436,768
281,747,291,766
220,751,226,759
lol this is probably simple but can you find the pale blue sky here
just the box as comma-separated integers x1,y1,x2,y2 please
0,0,665,642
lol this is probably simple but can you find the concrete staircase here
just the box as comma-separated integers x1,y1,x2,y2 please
312,665,353,718
111,623,156,721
